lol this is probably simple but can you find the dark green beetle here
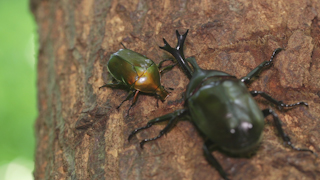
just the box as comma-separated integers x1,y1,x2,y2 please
100,47,174,114
128,30,316,179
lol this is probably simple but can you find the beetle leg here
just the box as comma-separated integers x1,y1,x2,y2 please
156,99,159,108
159,63,177,74
99,82,127,89
203,140,230,180
116,90,135,110
120,42,127,49
262,109,317,157
128,109,187,148
158,59,176,74
132,90,139,104
250,91,308,110
241,48,283,84
158,59,174,68
125,90,140,116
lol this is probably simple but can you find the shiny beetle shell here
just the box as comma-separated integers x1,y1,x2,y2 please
99,48,172,114
186,68,264,154
107,49,168,99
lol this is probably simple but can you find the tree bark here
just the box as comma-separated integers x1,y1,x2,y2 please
31,0,320,179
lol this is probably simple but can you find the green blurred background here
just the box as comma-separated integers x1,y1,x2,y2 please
0,0,37,179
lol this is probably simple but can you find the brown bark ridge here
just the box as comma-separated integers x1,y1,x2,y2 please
31,0,320,179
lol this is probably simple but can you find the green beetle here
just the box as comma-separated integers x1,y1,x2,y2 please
100,47,174,114
128,30,316,180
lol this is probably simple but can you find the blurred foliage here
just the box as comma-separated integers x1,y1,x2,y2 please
0,0,38,177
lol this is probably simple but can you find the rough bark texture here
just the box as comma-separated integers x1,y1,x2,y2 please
32,0,320,180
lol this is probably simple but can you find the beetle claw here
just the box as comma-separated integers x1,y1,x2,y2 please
128,135,133,142
140,141,145,149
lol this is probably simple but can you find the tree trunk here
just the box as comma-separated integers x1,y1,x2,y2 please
31,0,320,179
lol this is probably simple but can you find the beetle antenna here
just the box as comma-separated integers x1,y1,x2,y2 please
159,30,193,79
120,42,127,49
